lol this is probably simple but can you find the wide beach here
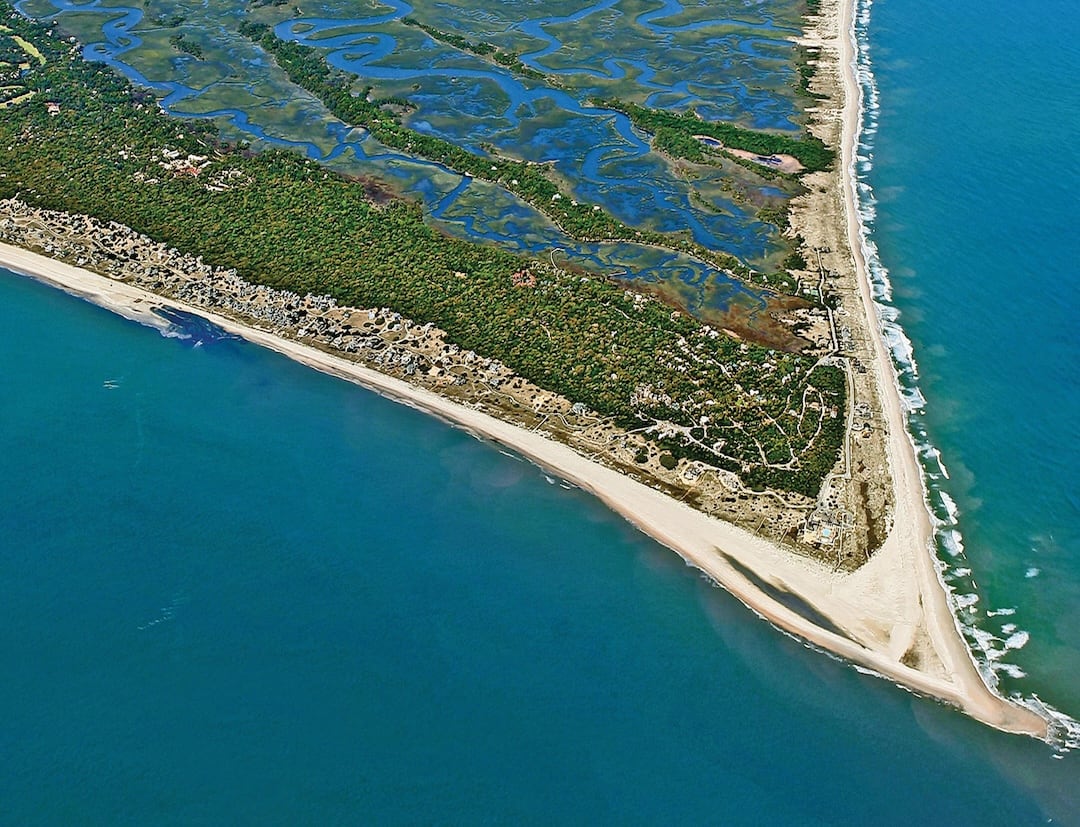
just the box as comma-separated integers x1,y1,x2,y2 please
0,145,1048,741
832,0,1046,735
0,0,1053,742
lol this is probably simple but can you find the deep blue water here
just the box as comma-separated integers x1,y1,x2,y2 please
3,0,1080,822
2,271,1076,824
856,0,1080,720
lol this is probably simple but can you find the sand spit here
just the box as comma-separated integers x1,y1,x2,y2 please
788,0,1050,737
0,232,1049,739
0,0,1053,742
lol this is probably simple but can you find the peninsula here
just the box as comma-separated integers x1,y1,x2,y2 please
0,0,1053,740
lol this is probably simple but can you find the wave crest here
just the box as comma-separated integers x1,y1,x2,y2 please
849,0,1078,749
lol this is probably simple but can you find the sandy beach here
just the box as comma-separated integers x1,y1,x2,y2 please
0,0,1051,741
830,0,1046,735
0,209,1048,738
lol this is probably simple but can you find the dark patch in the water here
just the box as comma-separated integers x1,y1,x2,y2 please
152,307,240,345
719,552,849,639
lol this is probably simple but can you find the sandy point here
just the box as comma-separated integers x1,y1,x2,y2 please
0,230,1050,741
0,0,1053,744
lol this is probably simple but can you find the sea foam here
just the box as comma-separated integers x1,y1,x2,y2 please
848,0,1065,727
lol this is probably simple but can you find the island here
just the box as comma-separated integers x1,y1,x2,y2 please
0,0,1054,740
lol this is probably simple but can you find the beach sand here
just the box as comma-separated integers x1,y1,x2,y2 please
0,226,1048,738
0,0,1050,741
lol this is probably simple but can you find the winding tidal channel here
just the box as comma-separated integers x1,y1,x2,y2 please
20,0,816,328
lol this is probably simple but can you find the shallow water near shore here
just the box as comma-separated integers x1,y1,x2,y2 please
854,0,1080,725
4,0,1080,820
2,269,1077,823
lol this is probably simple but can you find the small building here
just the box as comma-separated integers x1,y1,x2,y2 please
803,522,839,547
511,269,536,288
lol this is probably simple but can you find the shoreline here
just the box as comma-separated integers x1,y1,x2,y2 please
0,223,1049,738
832,0,1048,736
0,0,1052,741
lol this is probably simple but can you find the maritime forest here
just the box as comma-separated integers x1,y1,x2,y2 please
0,2,844,498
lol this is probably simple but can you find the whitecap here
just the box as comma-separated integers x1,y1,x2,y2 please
939,490,959,523
899,386,926,412
967,624,998,655
954,592,979,610
1004,630,1030,650
1022,696,1080,752
991,662,1027,679
939,528,965,558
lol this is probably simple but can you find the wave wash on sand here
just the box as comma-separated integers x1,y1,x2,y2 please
0,216,1051,740
0,0,1065,743
833,0,1071,751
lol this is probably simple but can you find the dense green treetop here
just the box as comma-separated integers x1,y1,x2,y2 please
0,13,843,496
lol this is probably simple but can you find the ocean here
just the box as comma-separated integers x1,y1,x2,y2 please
2,0,1079,823
854,0,1080,724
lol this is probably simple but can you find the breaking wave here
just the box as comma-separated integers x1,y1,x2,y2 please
849,0,1077,750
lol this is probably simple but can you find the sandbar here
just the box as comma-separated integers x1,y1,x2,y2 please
0,231,1048,738
0,0,1051,741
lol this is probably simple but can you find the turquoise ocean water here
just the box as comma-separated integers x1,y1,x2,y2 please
2,0,1079,823
854,0,1080,725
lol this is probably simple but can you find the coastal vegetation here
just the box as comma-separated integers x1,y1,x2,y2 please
0,13,844,497
168,33,205,59
794,45,827,101
235,22,804,293
372,17,824,288
395,16,830,172
400,17,549,83
594,99,833,173
391,19,817,209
